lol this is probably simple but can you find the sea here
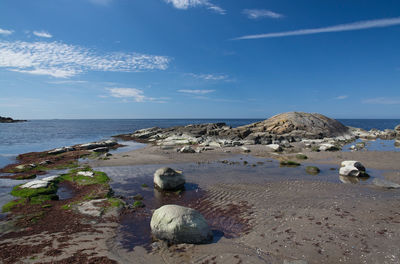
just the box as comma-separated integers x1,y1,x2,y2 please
0,119,399,168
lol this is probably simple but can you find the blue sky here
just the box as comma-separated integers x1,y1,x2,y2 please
0,0,400,119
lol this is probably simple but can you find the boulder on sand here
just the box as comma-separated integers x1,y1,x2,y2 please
154,167,185,190
150,204,213,244
339,161,367,177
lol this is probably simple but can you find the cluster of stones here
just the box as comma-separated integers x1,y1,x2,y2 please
122,113,400,153
123,112,377,153
151,167,213,244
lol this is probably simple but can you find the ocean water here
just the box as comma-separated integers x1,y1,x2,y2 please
0,119,399,168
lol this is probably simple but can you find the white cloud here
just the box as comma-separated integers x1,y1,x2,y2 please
0,28,13,36
0,40,170,78
243,9,283,19
187,73,228,81
234,17,400,40
362,97,400,105
108,88,146,102
47,80,88,84
335,95,348,100
178,89,215,94
89,0,112,6
164,0,226,14
107,88,167,103
33,31,52,38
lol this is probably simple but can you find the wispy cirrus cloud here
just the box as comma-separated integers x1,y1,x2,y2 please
107,88,168,103
0,40,170,78
243,9,283,19
33,31,52,38
335,95,348,100
187,73,229,81
164,0,226,15
362,97,400,105
0,28,13,36
233,17,400,40
178,89,215,95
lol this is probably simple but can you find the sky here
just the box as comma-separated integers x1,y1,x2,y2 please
0,0,400,119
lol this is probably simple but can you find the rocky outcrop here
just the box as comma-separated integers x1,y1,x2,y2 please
339,161,367,177
120,112,355,149
154,167,185,190
0,116,27,123
150,205,213,244
236,112,349,139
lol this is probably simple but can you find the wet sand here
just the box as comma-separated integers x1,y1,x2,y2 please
2,144,400,263
85,146,400,263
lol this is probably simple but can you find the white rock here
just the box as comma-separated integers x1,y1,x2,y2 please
339,166,363,177
154,167,185,190
21,180,49,189
150,205,212,244
179,146,195,153
341,161,366,171
207,141,220,148
241,146,250,153
77,171,94,177
319,143,339,151
76,199,107,217
266,144,282,152
42,176,59,182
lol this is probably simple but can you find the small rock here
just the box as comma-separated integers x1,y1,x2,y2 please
91,147,109,153
77,171,94,177
241,146,250,153
150,205,212,244
154,167,185,190
266,144,282,152
319,143,339,151
305,166,320,175
39,160,52,166
76,199,107,217
179,146,195,153
341,161,366,172
339,161,367,177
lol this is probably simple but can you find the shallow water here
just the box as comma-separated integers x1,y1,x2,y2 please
95,155,386,250
343,138,400,152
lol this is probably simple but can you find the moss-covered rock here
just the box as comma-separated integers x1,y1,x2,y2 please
280,160,301,167
60,168,110,186
306,166,321,175
296,154,308,160
11,183,58,198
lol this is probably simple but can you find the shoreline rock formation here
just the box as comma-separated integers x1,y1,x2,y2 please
117,112,400,152
0,116,27,123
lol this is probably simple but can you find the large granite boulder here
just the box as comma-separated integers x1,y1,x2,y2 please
154,167,185,190
236,112,349,139
150,205,213,244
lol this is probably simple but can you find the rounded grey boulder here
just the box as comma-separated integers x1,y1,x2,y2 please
150,204,212,244
154,167,185,190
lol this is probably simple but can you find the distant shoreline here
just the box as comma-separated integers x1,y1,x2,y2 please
0,116,27,123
